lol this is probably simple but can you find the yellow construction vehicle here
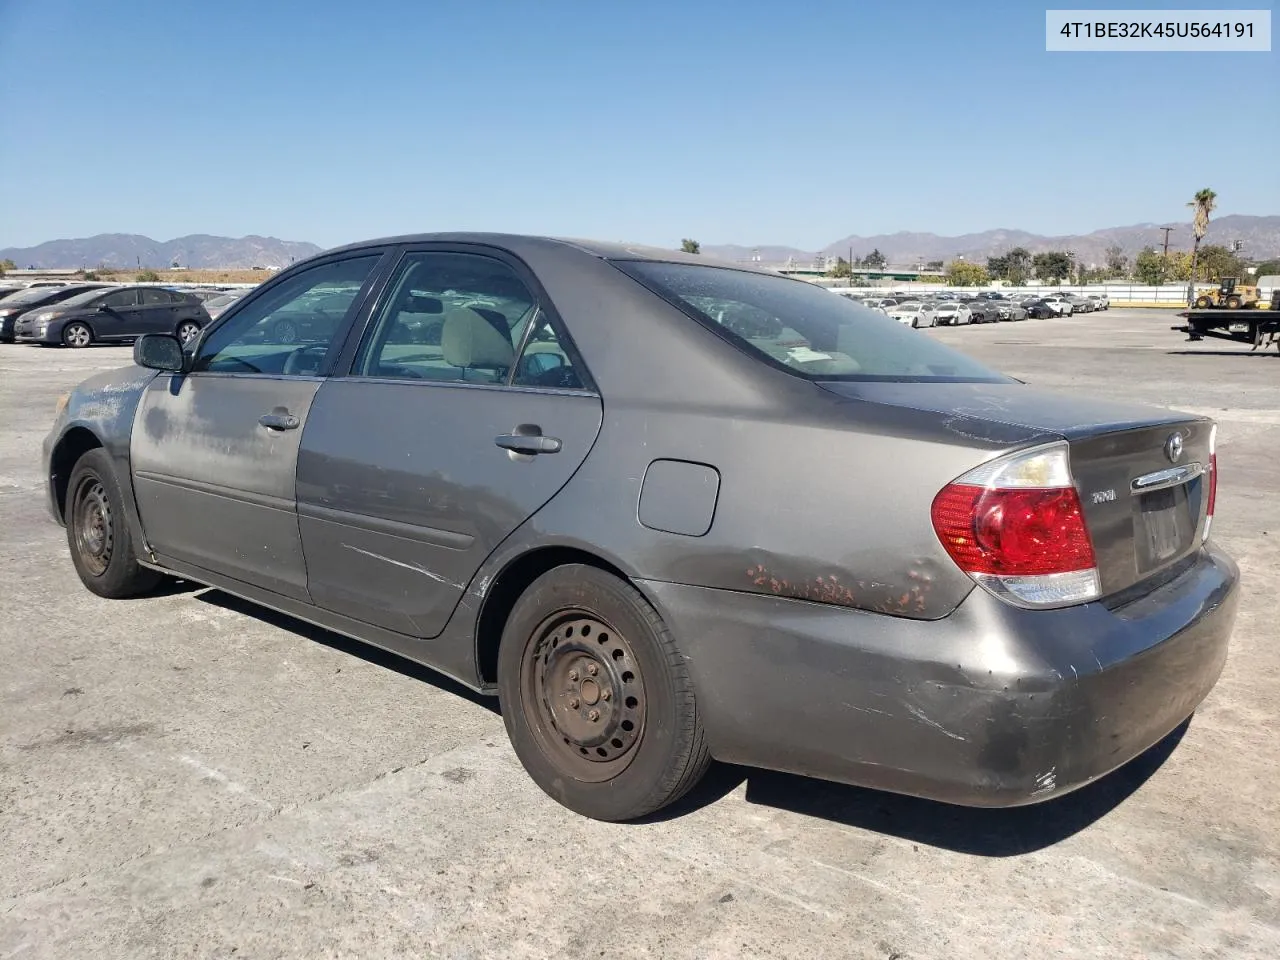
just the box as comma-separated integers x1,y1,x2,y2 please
1193,277,1260,309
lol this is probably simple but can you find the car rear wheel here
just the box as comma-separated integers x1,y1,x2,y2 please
62,322,93,348
66,448,163,598
497,564,710,821
176,320,201,346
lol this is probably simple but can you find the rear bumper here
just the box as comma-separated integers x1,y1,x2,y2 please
638,543,1238,806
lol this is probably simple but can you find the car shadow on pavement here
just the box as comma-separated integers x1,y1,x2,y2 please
194,589,500,715
649,719,1189,856
1167,349,1278,357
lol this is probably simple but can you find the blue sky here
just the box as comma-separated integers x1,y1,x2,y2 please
0,0,1275,249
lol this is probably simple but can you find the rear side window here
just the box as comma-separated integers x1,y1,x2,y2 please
617,262,1008,383
140,289,173,305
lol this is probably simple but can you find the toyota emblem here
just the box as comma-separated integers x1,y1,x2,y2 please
1164,433,1184,463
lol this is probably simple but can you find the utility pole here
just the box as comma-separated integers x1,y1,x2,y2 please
1159,227,1173,259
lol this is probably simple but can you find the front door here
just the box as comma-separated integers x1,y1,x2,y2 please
131,253,386,600
92,288,142,339
296,248,603,636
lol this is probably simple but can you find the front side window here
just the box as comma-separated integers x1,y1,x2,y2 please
100,289,139,308
617,261,1008,382
357,252,537,384
193,255,380,375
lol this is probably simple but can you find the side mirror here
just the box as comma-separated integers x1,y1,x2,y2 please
134,333,186,373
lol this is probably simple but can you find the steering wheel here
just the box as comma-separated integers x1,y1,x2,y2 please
285,344,329,376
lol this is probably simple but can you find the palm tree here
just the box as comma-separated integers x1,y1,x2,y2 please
1186,188,1217,304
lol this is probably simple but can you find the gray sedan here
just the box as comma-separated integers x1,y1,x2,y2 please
43,234,1238,821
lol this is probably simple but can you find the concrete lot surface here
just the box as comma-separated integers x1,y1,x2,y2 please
2,309,1278,959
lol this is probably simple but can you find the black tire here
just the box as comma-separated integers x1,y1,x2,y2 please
497,564,710,821
176,319,201,346
62,322,93,348
1226,296,1242,309
1195,296,1213,308
66,448,163,599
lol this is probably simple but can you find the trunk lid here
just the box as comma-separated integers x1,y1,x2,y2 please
820,381,1213,598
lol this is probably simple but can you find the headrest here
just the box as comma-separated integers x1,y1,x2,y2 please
441,307,514,370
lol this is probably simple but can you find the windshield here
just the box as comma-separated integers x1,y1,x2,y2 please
616,261,1008,383
0,286,78,305
54,288,113,309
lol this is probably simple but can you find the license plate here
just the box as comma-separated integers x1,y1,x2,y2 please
1136,485,1195,571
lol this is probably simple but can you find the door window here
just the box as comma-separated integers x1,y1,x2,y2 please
193,256,380,375
100,289,140,308
357,252,537,384
140,288,172,305
511,312,584,389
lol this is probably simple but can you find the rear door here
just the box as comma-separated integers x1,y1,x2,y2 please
134,288,178,336
131,252,389,600
296,246,603,637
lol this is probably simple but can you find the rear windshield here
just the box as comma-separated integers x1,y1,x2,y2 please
617,262,1007,382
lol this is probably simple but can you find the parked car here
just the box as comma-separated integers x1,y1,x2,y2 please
14,285,210,347
1087,294,1110,311
202,289,252,321
962,299,1001,323
1037,295,1074,316
1023,299,1059,319
0,283,112,342
1062,294,1094,314
886,301,938,328
932,302,972,326
0,285,24,301
45,233,1238,822
1003,302,1028,321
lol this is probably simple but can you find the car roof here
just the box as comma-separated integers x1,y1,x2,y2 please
319,232,775,273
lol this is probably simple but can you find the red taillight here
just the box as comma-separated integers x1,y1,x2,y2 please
931,484,1096,576
931,442,1101,608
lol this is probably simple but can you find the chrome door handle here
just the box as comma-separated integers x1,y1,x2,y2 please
259,413,300,431
494,434,562,454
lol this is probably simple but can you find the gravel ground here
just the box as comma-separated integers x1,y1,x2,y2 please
2,308,1278,959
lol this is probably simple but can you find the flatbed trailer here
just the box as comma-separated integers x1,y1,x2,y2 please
1174,293,1280,353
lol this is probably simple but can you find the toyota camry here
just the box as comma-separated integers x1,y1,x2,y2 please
43,234,1239,821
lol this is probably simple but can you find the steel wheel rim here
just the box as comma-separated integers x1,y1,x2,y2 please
73,477,113,576
520,610,647,782
66,325,90,347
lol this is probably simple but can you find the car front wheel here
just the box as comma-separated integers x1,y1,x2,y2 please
66,448,163,598
62,322,93,348
497,564,710,821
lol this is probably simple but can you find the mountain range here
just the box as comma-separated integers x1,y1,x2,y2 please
0,234,324,270
703,215,1280,266
5,216,1279,272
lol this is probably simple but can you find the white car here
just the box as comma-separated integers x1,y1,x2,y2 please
1038,295,1074,317
886,301,937,328
932,302,972,326
1087,294,1109,311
